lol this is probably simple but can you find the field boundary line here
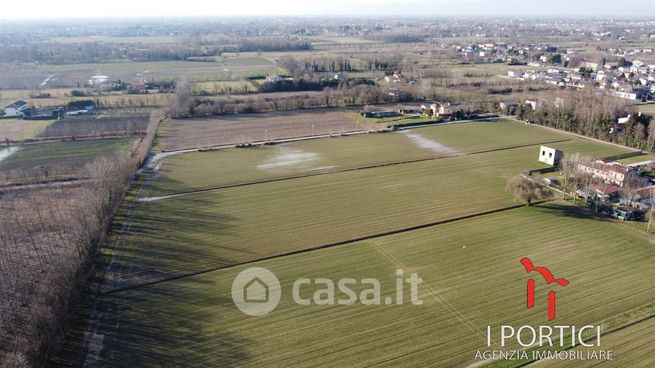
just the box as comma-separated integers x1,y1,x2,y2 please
99,203,530,296
138,138,572,202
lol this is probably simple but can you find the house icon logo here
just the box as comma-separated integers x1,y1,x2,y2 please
231,267,281,316
244,277,269,303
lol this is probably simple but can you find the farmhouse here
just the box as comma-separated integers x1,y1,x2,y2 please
538,146,563,166
4,100,28,117
421,102,454,118
578,160,643,187
589,183,621,201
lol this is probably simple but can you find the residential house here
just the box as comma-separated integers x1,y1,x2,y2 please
588,183,621,201
421,102,454,118
578,160,644,187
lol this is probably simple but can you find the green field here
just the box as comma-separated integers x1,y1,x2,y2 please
55,119,653,367
539,317,655,368
0,138,134,174
55,204,655,367
0,118,55,141
149,120,631,195
618,154,655,165
630,103,655,115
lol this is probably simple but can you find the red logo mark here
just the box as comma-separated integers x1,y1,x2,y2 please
520,257,569,321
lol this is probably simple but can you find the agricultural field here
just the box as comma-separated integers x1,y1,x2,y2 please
103,121,631,287
0,138,135,182
54,204,655,367
0,56,282,90
37,116,150,140
51,114,655,367
0,119,54,141
149,119,631,195
159,108,370,151
539,317,655,368
0,90,172,110
631,103,655,115
618,153,655,165
5,15,655,368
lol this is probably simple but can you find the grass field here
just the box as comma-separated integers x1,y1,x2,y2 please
109,123,631,286
618,154,655,165
55,204,655,367
538,317,655,368
630,103,655,115
150,120,631,195
54,118,652,367
0,119,55,141
0,138,134,180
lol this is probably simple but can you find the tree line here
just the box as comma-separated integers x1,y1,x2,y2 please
169,82,415,119
278,55,401,77
0,111,162,367
516,90,655,152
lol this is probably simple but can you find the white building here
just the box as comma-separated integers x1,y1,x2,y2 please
538,146,563,166
4,100,28,117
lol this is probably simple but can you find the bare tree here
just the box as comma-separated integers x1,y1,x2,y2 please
507,174,554,206
620,178,642,208
648,122,655,152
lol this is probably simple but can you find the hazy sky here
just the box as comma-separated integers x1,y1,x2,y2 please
1,0,655,19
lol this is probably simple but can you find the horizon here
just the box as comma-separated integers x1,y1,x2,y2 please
2,0,655,20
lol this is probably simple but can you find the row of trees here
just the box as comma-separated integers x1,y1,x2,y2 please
516,90,655,151
278,55,402,78
170,81,415,119
0,111,162,367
